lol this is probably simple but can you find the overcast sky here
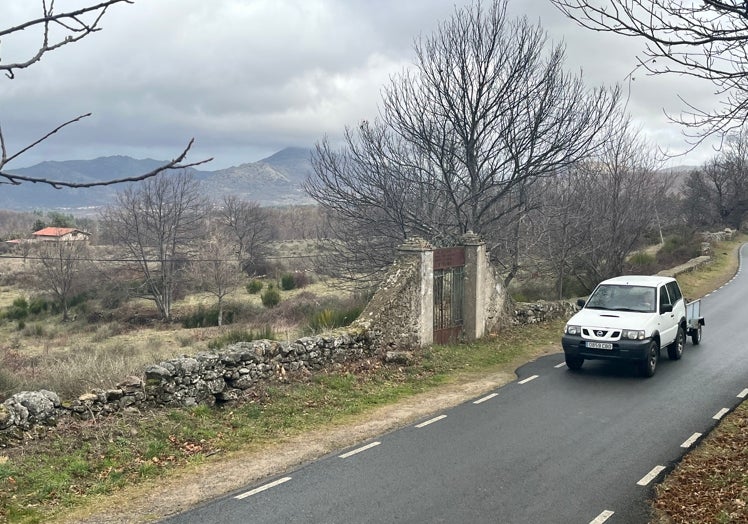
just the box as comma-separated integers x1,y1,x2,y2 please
1,0,723,170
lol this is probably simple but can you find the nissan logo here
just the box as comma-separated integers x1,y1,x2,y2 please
595,330,604,337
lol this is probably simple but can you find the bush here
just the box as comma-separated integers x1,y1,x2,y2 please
182,306,235,328
207,326,275,350
261,284,281,308
625,252,658,275
305,305,363,334
28,297,50,315
5,297,28,320
280,273,296,291
656,235,701,268
246,279,263,294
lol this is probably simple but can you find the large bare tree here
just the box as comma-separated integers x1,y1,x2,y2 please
306,0,621,282
0,1,210,187
100,172,207,321
550,0,748,138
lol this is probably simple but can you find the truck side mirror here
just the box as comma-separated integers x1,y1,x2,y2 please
661,304,673,314
576,298,586,307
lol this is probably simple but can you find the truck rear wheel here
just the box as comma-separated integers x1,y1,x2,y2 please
667,326,685,360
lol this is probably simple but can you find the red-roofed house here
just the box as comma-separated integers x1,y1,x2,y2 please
32,227,90,242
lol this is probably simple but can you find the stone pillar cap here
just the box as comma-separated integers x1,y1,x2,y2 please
398,236,433,251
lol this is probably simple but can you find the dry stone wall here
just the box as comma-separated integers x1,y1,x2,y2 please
0,330,377,442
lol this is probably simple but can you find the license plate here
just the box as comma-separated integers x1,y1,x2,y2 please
587,341,613,350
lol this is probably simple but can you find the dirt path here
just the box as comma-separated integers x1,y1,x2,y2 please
59,370,519,523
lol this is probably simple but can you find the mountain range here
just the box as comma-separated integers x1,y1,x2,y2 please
0,147,315,213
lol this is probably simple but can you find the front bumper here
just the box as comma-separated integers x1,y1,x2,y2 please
562,334,651,362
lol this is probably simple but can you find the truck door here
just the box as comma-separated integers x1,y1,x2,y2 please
658,284,677,345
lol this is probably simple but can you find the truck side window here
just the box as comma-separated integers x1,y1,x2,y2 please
667,281,682,303
659,285,672,313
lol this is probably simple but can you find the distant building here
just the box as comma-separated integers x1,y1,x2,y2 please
32,227,91,242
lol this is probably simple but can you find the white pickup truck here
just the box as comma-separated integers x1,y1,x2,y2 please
561,275,705,377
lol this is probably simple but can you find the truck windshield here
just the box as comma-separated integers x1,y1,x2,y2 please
585,284,656,313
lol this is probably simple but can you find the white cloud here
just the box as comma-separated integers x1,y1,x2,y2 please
0,0,726,169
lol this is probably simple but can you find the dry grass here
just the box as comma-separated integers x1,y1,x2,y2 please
0,266,352,401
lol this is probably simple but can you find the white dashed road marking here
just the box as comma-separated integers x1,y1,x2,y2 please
637,465,666,486
518,375,539,384
738,388,748,399
339,441,381,459
589,510,615,523
554,362,566,369
473,393,498,404
713,408,730,420
681,433,702,448
415,415,447,428
235,477,292,500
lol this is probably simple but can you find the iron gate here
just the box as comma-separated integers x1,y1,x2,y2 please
433,247,465,344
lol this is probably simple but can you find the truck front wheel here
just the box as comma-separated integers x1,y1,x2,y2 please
639,340,659,377
565,355,584,370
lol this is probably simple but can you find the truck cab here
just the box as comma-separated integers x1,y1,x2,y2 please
561,275,690,377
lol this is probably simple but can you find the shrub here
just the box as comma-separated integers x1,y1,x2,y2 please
246,279,263,294
305,305,363,334
5,297,29,320
280,273,296,291
207,326,275,350
28,297,50,315
656,235,701,268
625,252,658,275
182,306,235,328
293,271,310,289
261,284,281,308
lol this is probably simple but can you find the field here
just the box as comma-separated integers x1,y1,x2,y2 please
0,246,362,402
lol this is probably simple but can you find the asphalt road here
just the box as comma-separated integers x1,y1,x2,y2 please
163,244,748,524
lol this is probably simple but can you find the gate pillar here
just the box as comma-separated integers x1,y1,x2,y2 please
397,237,434,347
461,231,486,341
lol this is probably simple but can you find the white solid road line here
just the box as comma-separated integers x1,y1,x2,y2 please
681,433,702,448
713,408,730,420
338,441,381,459
738,388,748,399
518,375,539,384
473,393,498,404
415,415,447,428
235,477,292,500
637,465,666,486
589,510,615,523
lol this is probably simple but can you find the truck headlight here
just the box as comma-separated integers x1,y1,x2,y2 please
565,325,581,336
622,329,645,340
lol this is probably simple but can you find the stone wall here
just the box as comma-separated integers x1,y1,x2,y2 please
352,239,429,349
1,330,377,442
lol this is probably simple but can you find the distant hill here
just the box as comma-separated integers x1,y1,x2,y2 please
0,147,315,213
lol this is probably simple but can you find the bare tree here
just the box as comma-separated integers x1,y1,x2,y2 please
306,0,621,282
100,172,207,321
564,117,669,291
683,128,748,228
215,195,272,274
0,1,210,187
32,238,90,321
550,0,748,138
190,230,243,326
